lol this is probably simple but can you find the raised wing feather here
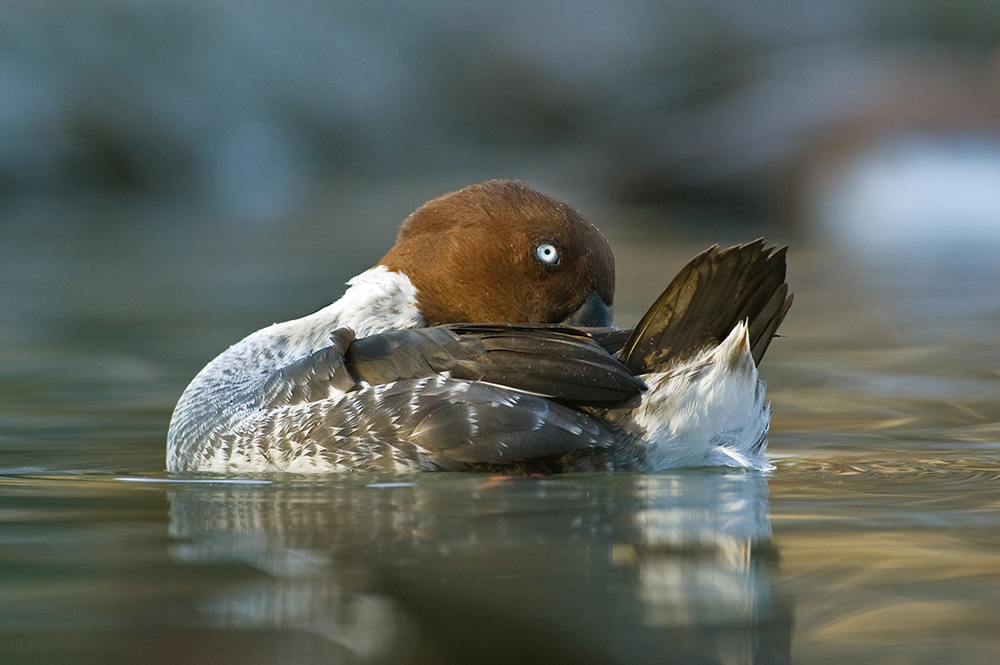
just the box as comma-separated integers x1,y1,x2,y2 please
618,240,792,374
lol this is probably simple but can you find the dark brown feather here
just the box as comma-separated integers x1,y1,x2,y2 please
618,240,792,375
344,324,645,406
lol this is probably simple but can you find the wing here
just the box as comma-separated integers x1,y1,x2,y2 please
251,322,642,437
345,324,645,406
617,240,792,374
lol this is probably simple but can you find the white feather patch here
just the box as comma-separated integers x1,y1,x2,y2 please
630,322,772,471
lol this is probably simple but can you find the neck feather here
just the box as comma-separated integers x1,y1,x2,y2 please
274,266,424,352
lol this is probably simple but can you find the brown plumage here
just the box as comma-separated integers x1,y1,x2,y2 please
379,180,615,326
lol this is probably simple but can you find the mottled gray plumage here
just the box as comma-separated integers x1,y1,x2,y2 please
217,373,628,473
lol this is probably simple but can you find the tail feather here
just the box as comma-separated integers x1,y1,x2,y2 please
618,240,791,375
748,286,793,364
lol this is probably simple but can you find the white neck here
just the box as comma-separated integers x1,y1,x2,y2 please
265,265,424,353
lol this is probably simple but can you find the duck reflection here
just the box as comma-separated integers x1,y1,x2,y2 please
626,473,777,627
167,471,789,664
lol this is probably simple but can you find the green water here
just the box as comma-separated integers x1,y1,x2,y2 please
2,198,998,664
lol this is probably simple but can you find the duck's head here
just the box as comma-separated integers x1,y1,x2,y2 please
379,179,615,327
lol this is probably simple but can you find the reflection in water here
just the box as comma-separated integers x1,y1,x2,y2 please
628,474,776,630
168,472,789,664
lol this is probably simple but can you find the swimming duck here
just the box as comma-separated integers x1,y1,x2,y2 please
166,180,791,473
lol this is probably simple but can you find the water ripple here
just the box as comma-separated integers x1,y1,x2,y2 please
772,452,1000,483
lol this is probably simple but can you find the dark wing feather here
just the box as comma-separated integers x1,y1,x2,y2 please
345,325,645,406
444,323,632,354
578,327,633,354
618,240,792,374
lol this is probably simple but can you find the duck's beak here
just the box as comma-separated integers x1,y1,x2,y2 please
559,290,613,328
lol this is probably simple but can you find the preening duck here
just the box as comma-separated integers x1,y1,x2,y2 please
167,180,791,473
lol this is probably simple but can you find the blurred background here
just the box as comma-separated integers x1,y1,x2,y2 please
2,0,999,240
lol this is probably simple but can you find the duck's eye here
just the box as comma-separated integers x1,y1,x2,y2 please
535,242,560,265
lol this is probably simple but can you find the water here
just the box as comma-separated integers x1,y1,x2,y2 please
2,197,999,664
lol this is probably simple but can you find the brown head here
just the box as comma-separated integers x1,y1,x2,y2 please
379,180,615,327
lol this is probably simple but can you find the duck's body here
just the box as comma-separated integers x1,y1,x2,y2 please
167,181,791,474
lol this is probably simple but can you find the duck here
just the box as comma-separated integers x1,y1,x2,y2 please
166,180,791,474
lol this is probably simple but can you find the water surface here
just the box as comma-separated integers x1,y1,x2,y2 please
1,200,998,664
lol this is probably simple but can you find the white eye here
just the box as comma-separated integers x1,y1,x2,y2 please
535,242,560,265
